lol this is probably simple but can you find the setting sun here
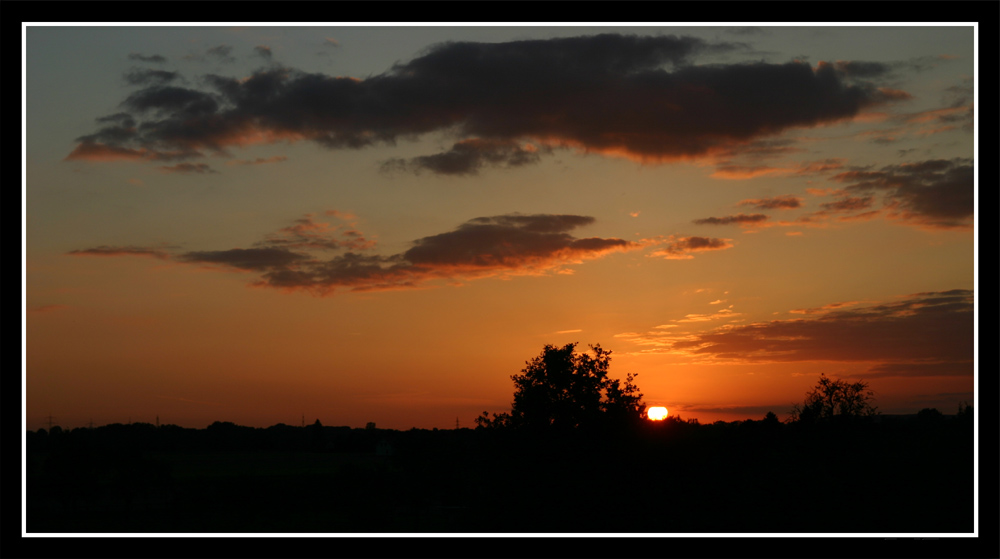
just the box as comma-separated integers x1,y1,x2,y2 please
647,406,668,421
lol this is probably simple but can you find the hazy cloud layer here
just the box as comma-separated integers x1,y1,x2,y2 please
67,34,906,172
662,290,973,375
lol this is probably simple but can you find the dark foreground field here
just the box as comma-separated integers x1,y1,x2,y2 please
26,415,974,533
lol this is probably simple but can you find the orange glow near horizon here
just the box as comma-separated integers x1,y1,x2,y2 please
647,406,668,420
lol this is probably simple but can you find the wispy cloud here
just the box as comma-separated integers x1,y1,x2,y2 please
789,301,861,314
738,195,804,210
629,290,973,376
158,163,218,174
67,245,171,259
648,236,734,259
693,214,768,227
226,156,288,166
829,158,973,229
127,52,167,64
70,213,651,296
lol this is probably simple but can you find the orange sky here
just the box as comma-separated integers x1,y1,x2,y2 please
24,24,976,430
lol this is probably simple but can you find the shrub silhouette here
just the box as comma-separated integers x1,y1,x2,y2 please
477,342,644,431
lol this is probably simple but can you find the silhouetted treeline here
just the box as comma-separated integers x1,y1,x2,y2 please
26,420,400,454
26,409,974,533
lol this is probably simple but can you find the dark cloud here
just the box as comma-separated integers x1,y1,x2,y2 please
381,139,547,175
128,53,167,64
693,214,768,226
122,86,220,117
668,290,973,372
739,195,802,210
68,34,904,171
254,45,273,59
71,113,139,150
830,158,973,229
72,213,644,295
400,215,620,265
67,245,170,259
158,163,217,174
649,236,733,259
260,214,643,293
124,68,180,86
179,248,309,271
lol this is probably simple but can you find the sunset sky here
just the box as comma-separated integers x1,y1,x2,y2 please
24,24,977,431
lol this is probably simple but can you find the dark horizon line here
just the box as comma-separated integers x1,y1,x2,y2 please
26,409,969,433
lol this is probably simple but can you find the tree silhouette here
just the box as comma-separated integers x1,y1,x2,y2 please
790,373,877,424
477,343,644,431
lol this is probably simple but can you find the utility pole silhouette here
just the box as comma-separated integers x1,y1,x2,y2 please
156,415,160,427
46,413,56,430
301,413,305,428
456,417,460,430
